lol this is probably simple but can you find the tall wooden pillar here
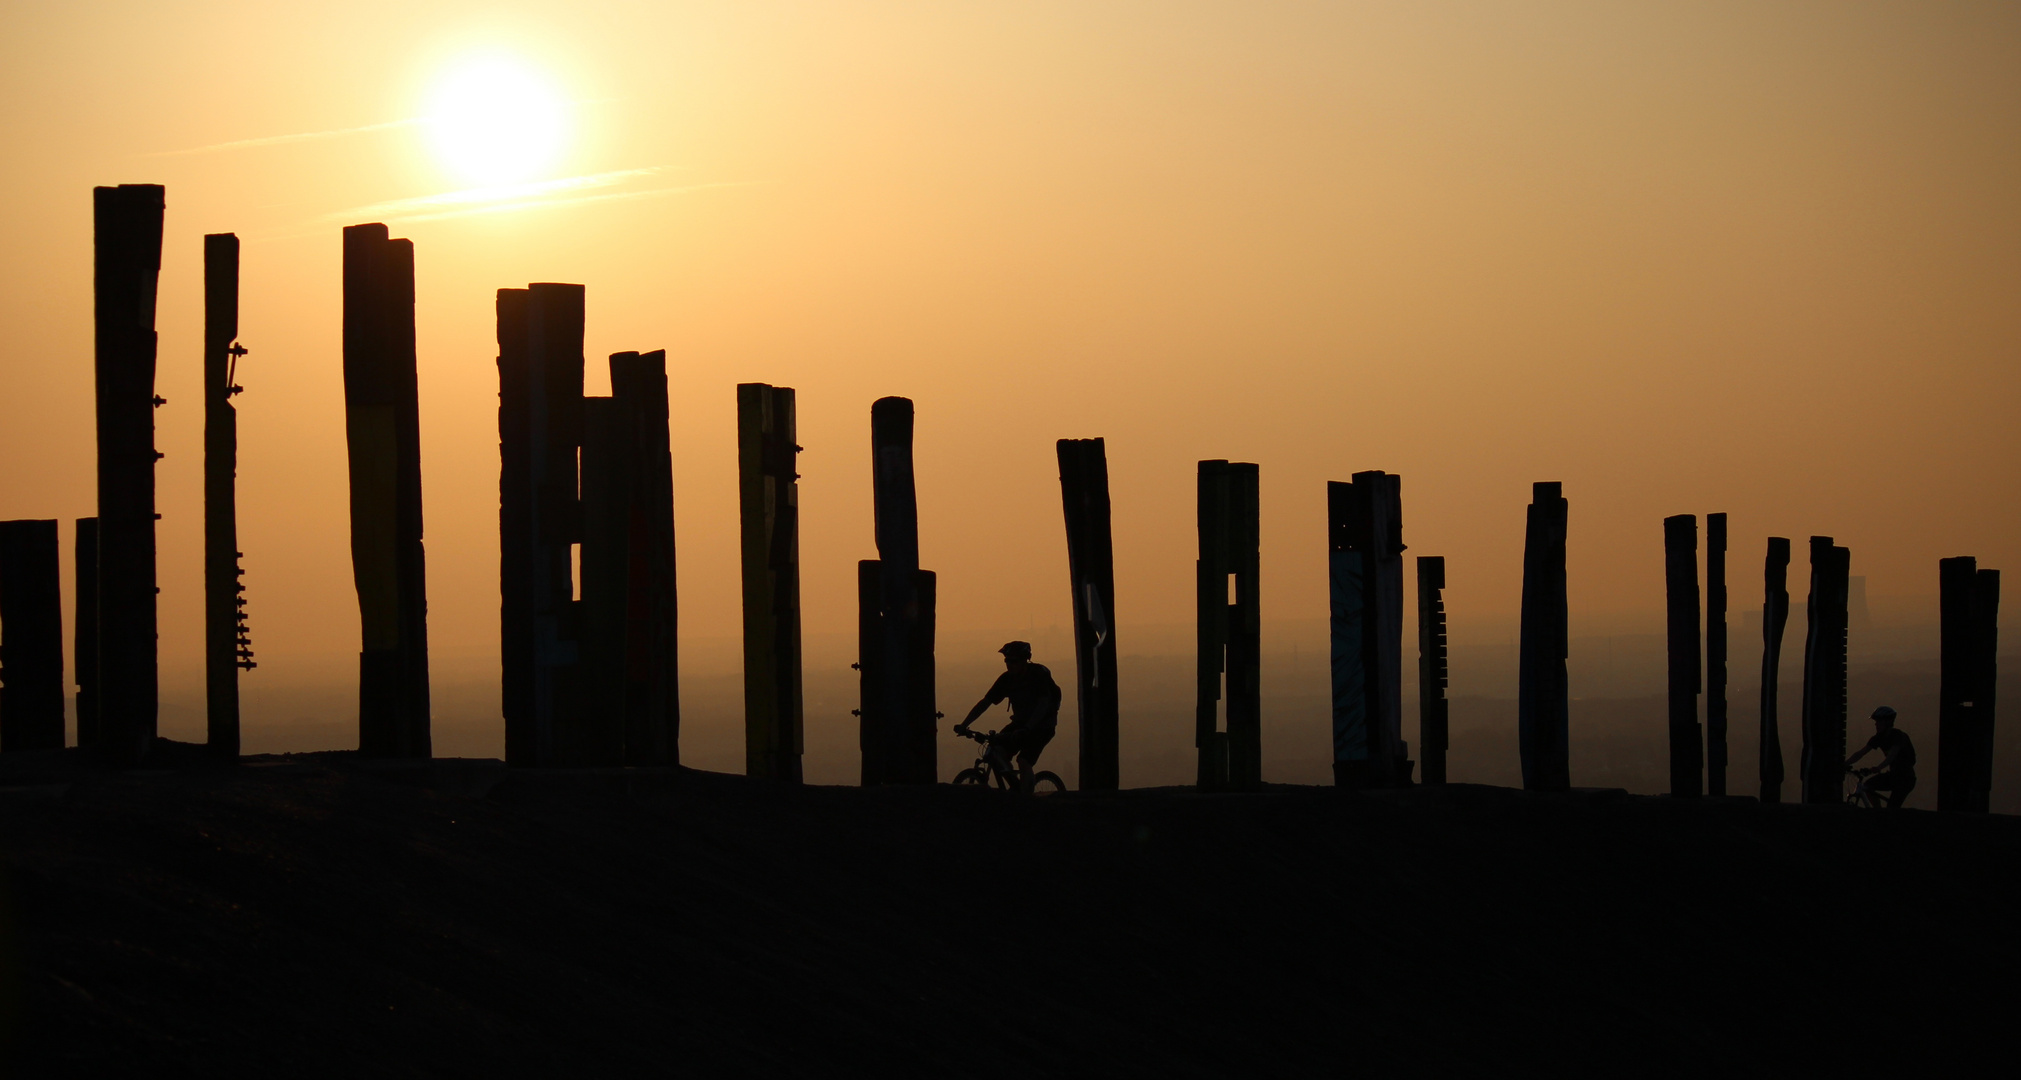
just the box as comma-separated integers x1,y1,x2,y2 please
0,520,64,752
1057,438,1119,791
1758,537,1792,803
94,184,165,764
497,284,589,767
1664,515,1703,798
864,397,934,784
1705,513,1727,796
342,223,431,759
738,383,803,782
1197,460,1259,790
578,396,630,767
73,518,99,748
1969,569,2000,811
204,232,253,760
575,349,681,768
1416,556,1449,785
1328,472,1409,788
857,560,937,785
1798,536,1850,804
1517,482,1569,791
1939,557,2001,812
612,351,680,767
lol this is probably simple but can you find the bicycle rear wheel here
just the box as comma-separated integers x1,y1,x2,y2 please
1029,771,1066,796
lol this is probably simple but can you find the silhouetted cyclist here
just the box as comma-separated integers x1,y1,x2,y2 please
954,641,1062,789
1846,705,1917,809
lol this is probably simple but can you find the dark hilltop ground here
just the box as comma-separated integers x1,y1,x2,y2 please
1,743,2016,1077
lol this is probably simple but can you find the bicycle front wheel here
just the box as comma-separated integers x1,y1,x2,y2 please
1029,771,1066,796
952,768,987,787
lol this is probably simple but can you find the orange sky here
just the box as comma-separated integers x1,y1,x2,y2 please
2,1,2017,703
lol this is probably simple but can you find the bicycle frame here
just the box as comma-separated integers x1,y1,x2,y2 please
1845,770,1884,809
962,729,1019,789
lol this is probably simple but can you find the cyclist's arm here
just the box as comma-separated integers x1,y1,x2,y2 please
958,694,1000,730
1846,747,1871,768
1876,745,1905,772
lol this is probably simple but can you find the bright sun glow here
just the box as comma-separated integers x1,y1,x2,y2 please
427,56,568,186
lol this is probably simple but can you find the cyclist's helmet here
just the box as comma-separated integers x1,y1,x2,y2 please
1871,706,1898,723
999,640,1033,662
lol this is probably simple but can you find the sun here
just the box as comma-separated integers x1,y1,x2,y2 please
426,56,569,187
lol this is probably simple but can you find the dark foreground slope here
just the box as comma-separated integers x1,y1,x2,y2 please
1,748,2016,1077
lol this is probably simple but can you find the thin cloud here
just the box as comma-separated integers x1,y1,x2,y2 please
324,168,669,222
385,180,756,224
154,118,425,157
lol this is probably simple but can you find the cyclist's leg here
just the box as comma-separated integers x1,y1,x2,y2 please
1883,771,1915,809
1013,725,1056,790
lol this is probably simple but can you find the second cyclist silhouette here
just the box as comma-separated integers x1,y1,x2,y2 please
954,641,1063,790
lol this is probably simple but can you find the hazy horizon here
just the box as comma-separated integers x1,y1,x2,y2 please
3,2,2016,792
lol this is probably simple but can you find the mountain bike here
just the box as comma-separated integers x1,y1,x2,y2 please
1846,766,1884,809
950,726,1065,795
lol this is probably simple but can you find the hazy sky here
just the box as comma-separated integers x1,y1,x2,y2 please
1,0,2016,689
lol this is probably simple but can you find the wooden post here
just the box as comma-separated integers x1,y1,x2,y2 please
1057,438,1119,791
1938,557,1999,812
1798,536,1850,804
870,397,934,784
574,351,683,768
1518,483,1569,791
856,559,883,785
1196,460,1259,790
738,383,803,782
342,223,431,759
1327,472,1409,787
0,520,64,752
1938,557,1976,811
1705,513,1727,796
612,351,680,767
909,569,938,784
496,284,588,766
1758,537,1791,803
1664,515,1702,798
1416,556,1449,785
73,518,99,749
1969,569,2000,811
578,395,629,766
203,233,251,760
94,184,165,765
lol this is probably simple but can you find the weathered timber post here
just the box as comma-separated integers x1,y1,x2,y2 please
0,521,64,751
73,518,99,748
1057,438,1119,791
856,559,882,784
1938,557,1975,811
342,223,431,759
738,383,803,782
869,397,935,784
1518,482,1569,791
1938,558,2002,811
497,284,588,766
204,233,253,759
1417,556,1449,785
1705,513,1727,796
1664,514,1702,798
1969,569,2000,810
1798,536,1850,803
575,349,683,767
612,351,680,766
94,184,165,764
578,395,630,766
1327,472,1409,787
1196,460,1260,790
1759,537,1792,803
